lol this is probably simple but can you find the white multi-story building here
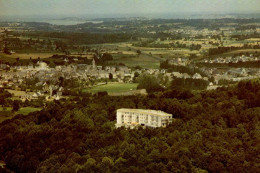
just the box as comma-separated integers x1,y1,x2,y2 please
116,108,173,128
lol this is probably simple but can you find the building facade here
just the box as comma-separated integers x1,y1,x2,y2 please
116,108,173,128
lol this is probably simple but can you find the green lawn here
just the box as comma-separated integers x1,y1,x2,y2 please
0,107,12,112
83,83,138,94
0,107,42,123
16,107,42,115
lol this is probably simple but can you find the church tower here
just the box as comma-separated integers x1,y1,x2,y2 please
92,58,96,69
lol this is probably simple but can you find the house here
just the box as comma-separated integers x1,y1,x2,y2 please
116,108,173,129
37,62,49,70
64,58,69,63
172,72,182,78
117,66,131,74
182,73,191,79
105,66,116,73
193,73,202,79
227,68,248,77
56,87,63,97
0,64,8,70
172,72,191,79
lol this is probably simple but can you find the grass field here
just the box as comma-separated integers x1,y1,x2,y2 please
224,39,259,47
17,107,42,115
0,107,12,112
83,83,138,94
0,107,41,123
0,52,61,60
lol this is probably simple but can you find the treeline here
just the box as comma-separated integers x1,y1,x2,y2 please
208,45,260,56
198,60,260,68
208,46,240,56
0,90,12,105
0,55,90,68
0,89,43,110
171,78,209,90
133,41,201,50
142,18,260,29
136,73,209,93
0,80,259,172
22,31,134,45
160,60,208,77
231,32,260,40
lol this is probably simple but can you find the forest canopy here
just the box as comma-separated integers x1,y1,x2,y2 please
0,80,259,173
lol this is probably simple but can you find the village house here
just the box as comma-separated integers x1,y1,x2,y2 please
192,73,202,79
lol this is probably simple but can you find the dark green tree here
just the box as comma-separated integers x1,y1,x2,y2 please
12,100,20,112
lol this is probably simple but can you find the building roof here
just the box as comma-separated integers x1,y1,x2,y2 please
117,108,172,117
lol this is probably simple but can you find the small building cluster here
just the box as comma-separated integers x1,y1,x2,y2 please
169,57,189,66
200,67,260,85
203,54,260,64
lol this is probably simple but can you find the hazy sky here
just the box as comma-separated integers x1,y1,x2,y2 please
0,0,260,17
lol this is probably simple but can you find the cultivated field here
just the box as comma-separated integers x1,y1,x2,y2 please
0,52,62,59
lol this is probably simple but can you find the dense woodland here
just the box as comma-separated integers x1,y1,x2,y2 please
2,18,260,32
0,80,259,173
14,31,134,45
208,45,260,56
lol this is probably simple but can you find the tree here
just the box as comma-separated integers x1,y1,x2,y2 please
102,53,113,61
49,61,55,68
16,57,20,64
59,76,64,86
3,44,11,55
12,100,20,112
109,73,113,80
137,74,163,93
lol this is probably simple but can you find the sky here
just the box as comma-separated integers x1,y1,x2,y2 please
0,0,260,18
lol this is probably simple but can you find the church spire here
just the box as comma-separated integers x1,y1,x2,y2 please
92,58,96,69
